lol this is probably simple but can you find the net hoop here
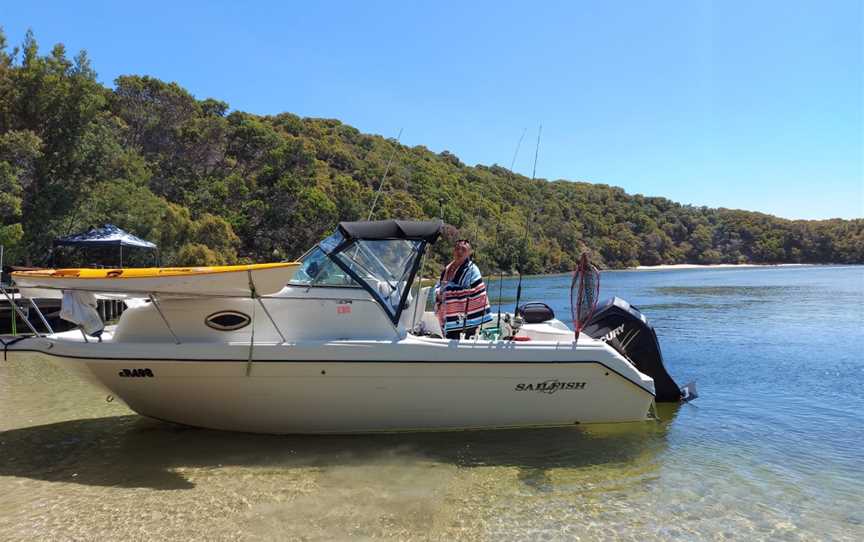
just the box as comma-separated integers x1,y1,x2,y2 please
570,252,600,337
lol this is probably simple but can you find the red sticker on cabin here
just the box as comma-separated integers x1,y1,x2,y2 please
337,305,352,314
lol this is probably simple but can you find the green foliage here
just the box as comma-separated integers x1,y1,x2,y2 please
0,29,861,268
173,243,222,266
191,213,239,263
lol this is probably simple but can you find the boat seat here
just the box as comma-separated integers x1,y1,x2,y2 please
516,302,555,324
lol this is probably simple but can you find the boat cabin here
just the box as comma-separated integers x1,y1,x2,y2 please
30,219,571,344
112,220,444,343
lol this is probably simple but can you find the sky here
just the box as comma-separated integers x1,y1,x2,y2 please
2,0,862,220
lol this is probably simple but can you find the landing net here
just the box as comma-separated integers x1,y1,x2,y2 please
570,252,600,337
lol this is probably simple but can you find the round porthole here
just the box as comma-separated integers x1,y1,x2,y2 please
205,310,251,331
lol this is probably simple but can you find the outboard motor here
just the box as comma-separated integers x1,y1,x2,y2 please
583,297,683,402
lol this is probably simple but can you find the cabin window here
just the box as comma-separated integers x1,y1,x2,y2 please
332,239,422,319
289,247,360,288
205,311,251,331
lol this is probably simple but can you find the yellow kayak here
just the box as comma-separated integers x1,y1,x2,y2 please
12,262,301,297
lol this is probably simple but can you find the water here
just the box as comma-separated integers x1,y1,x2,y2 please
1,266,862,540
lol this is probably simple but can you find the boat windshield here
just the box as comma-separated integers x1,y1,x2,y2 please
288,247,361,288
331,238,423,320
308,228,429,322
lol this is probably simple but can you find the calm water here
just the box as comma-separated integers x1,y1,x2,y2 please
0,266,862,541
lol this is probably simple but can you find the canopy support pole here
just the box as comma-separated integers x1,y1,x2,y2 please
149,294,180,344
246,300,255,377
0,286,41,337
409,250,429,333
246,269,287,344
257,297,285,344
246,270,257,376
28,299,54,335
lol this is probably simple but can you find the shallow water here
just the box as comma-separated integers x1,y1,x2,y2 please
1,266,862,540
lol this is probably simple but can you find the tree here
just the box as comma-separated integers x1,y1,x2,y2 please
0,30,859,270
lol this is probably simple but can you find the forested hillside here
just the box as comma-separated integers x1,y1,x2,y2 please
1,31,861,272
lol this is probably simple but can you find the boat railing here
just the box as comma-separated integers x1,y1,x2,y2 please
0,283,53,338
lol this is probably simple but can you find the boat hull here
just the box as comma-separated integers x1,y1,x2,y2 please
16,350,655,434
9,335,656,434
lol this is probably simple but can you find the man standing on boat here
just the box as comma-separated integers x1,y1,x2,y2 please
435,239,493,339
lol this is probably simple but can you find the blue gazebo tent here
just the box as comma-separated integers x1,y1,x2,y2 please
52,224,158,268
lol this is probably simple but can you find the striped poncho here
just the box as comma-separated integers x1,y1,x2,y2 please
435,258,493,334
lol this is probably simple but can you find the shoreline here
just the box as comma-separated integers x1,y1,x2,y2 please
631,263,811,271
476,263,853,279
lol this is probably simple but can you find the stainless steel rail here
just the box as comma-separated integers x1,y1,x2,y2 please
0,285,42,337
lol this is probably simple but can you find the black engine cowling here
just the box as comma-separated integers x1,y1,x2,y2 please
583,297,683,402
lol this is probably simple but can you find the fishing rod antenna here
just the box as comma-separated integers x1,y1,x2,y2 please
495,225,505,331
512,124,543,326
509,128,527,173
530,124,542,182
367,128,404,221
496,128,526,334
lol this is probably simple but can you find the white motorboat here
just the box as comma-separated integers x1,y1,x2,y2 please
4,220,686,434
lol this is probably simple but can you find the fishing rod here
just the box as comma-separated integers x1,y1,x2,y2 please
512,124,542,325
496,128,527,330
495,226,505,331
367,128,404,221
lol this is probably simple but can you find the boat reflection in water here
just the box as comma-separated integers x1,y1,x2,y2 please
0,401,684,491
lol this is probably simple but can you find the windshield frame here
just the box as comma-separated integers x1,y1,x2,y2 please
321,235,430,324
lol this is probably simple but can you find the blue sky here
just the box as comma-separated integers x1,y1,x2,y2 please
2,1,862,219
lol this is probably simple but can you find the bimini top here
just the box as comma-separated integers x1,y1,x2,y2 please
53,224,157,250
337,219,443,243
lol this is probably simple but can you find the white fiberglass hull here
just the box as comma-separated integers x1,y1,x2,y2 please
10,335,656,434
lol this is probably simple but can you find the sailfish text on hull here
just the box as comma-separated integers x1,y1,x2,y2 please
515,380,586,393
